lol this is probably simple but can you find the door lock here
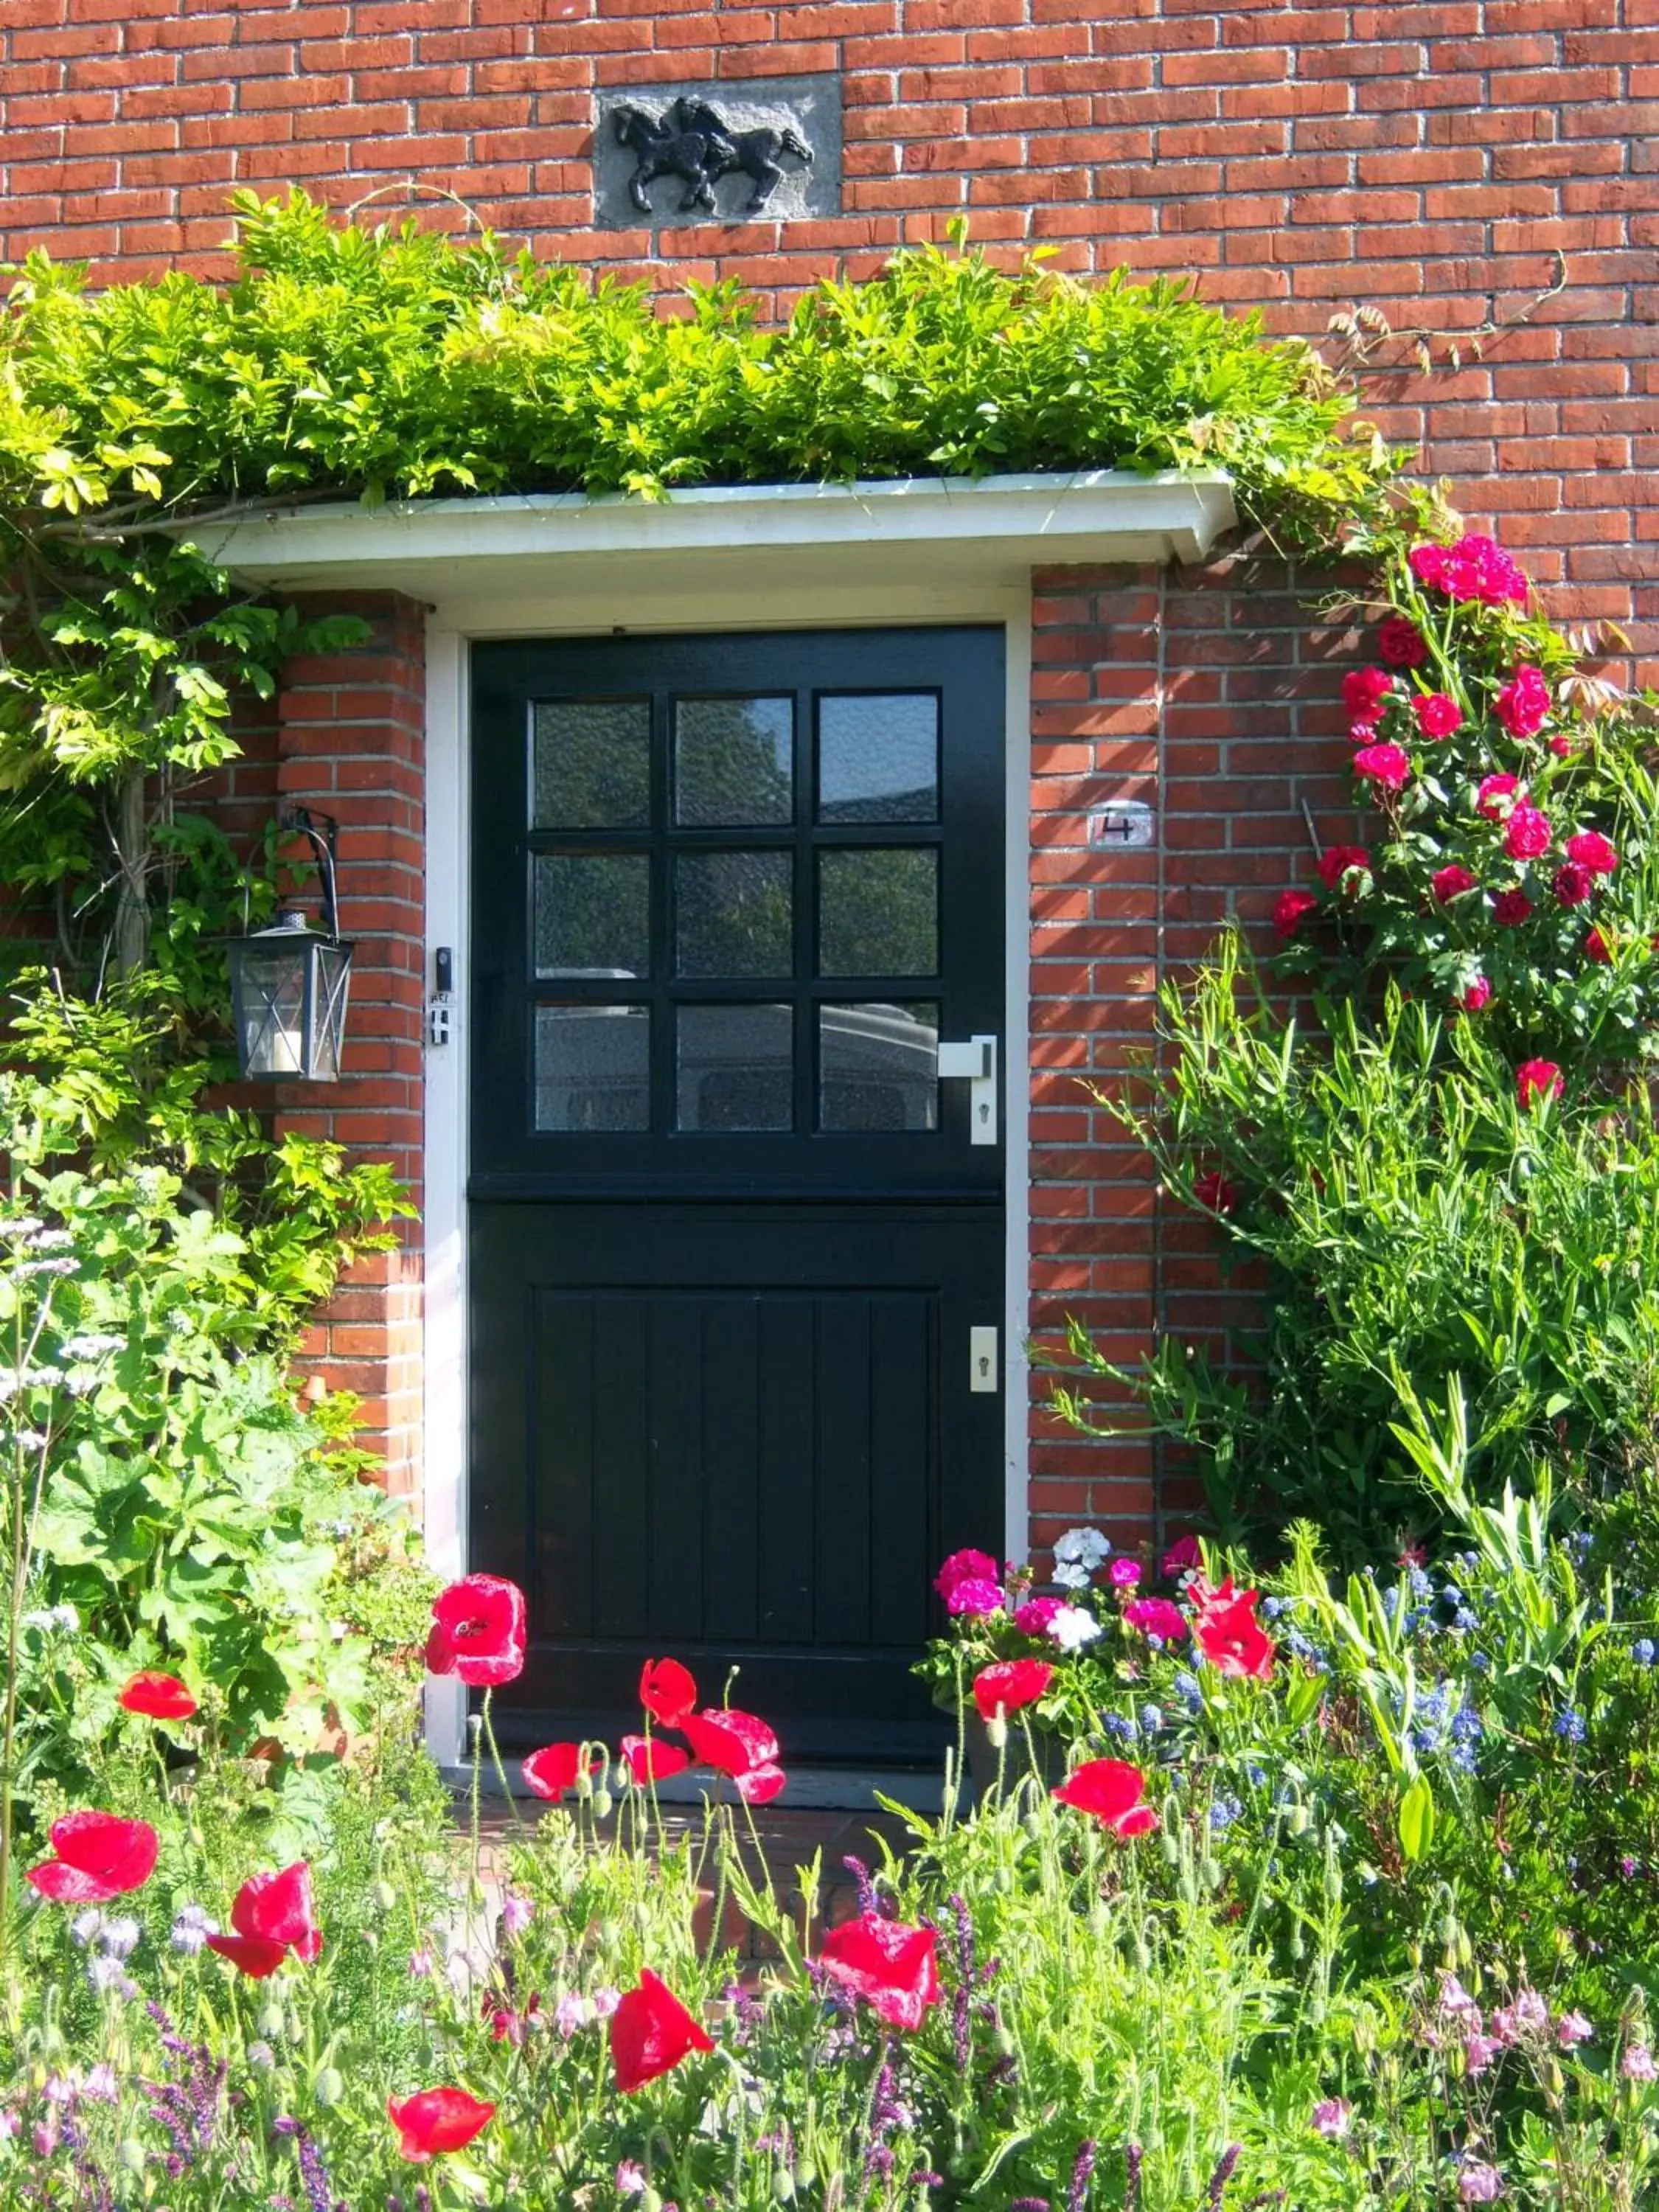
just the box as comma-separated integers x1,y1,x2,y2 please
936,1034,998,1146
969,1326,999,1394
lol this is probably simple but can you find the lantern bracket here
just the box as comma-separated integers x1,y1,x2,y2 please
280,804,341,942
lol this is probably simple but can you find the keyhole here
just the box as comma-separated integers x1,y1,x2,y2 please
978,1102,990,1123
978,1356,990,1379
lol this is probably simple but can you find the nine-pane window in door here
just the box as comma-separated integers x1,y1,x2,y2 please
527,690,943,1136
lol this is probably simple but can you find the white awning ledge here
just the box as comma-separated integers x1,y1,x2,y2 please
192,469,1237,603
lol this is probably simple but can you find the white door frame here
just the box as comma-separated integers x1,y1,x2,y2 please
420,577,1033,1765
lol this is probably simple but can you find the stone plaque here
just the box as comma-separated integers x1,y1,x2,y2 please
594,74,842,229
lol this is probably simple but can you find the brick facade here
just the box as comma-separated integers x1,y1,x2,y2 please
3,0,1652,1553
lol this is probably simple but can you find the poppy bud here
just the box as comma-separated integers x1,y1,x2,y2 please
1158,1829,1181,1867
315,2068,345,2107
984,1714,1007,1751
258,2002,285,2041
1439,1913,1459,1950
794,2167,818,2194
992,2026,1017,2059
642,2191,664,2212
1178,1872,1199,1907
1021,1809,1044,1842
592,1788,613,1821
374,1880,397,1913
118,2142,147,2175
773,2171,795,2204
1289,1926,1305,1961
1287,1804,1312,1837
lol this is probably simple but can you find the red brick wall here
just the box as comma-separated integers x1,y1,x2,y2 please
4,0,1652,1549
271,592,428,1496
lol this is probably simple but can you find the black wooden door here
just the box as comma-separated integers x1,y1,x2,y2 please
468,628,1006,1761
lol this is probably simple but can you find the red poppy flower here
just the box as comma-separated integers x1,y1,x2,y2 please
425,1575,527,1688
619,1735,692,1786
734,1763,788,1806
682,1708,779,1778
231,1862,323,1964
522,1742,598,1800
1517,1059,1562,1110
818,1913,942,2031
1051,1759,1158,1837
204,1933,291,1979
972,1659,1054,1722
388,2088,496,2162
611,1969,716,2093
1194,1592,1276,1680
639,1658,698,1730
25,1811,159,1903
118,1672,197,1722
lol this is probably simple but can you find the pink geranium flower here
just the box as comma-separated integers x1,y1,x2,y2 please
1124,1596,1188,1642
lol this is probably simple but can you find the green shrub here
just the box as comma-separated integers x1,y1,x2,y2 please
1056,937,1659,1557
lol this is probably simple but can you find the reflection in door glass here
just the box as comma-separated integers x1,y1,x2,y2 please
534,853,649,978
820,1003,939,1131
675,698,793,825
818,695,939,823
532,700,650,828
534,1005,650,1131
676,852,792,977
677,1004,793,1131
818,849,938,977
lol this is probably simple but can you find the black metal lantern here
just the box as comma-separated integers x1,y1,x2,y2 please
226,807,354,1082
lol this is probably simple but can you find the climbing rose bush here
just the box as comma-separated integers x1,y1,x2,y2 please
1274,527,1659,1071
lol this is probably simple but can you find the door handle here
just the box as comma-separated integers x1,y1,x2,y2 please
936,1034,998,1146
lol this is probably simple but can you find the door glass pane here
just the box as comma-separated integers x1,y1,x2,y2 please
818,695,939,823
675,697,793,826
818,849,938,977
676,852,792,978
820,1002,939,1131
534,854,649,978
535,1005,650,1131
677,1004,793,1131
532,700,650,828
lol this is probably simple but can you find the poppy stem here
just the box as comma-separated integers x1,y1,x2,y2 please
478,1691,524,1832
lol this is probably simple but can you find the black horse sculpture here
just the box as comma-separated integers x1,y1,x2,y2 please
610,98,815,218
671,98,814,213
610,103,724,215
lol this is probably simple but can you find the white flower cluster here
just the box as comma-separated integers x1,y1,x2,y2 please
1051,1525,1111,1590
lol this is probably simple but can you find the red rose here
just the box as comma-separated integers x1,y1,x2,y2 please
818,1913,942,2031
1192,1169,1239,1216
1455,975,1493,1013
117,1672,197,1722
1585,927,1613,965
1273,888,1318,939
25,1811,159,1904
1348,719,1380,747
1476,773,1519,822
619,1735,692,1787
1517,1059,1562,1109
1342,666,1394,719
521,1743,598,1800
1408,542,1451,590
1502,802,1551,861
1352,742,1411,793
425,1575,527,1688
1378,615,1429,668
612,1969,717,2092
1432,864,1479,904
1194,1591,1276,1680
1413,692,1462,740
639,1658,697,1730
1553,861,1593,907
1565,830,1618,876
973,1658,1054,1722
1315,844,1370,893
1495,665,1551,739
1051,1758,1158,1837
1493,889,1534,927
388,2089,495,2163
